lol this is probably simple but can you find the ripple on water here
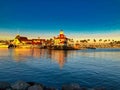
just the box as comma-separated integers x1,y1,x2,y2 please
0,48,120,89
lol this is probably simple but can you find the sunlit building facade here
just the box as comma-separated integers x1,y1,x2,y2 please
53,30,74,46
13,35,32,45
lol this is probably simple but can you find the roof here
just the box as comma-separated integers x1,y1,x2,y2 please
15,35,46,43
15,35,29,42
54,34,67,39
18,37,28,41
32,39,46,41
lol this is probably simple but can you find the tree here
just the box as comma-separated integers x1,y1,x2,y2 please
92,39,96,47
104,40,107,43
99,39,102,42
93,39,96,43
108,39,110,42
87,39,90,42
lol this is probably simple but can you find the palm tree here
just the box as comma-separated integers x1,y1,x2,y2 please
99,39,102,47
87,39,90,45
112,40,114,42
87,39,90,42
104,40,108,47
99,39,102,42
93,39,96,43
93,39,96,47
104,40,107,43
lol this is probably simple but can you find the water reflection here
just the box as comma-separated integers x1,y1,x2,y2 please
0,48,120,89
11,49,71,68
12,49,32,61
0,48,10,57
0,48,120,68
11,49,47,61
47,50,68,68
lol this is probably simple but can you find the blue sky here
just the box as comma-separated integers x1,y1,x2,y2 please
0,0,120,40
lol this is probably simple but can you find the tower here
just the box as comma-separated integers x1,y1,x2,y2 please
60,30,64,35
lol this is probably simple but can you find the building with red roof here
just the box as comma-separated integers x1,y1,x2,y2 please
53,30,68,46
13,35,32,45
13,35,46,46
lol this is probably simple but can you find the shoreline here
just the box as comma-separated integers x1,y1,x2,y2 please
0,44,120,49
0,46,120,49
0,80,107,90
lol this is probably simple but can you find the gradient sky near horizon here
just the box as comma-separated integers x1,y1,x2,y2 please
0,0,120,40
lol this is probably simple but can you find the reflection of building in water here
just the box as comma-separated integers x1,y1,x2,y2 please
32,49,46,58
0,48,9,57
12,48,33,61
12,48,47,61
48,50,68,68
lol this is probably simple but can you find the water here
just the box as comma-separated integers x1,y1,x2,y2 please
0,48,120,89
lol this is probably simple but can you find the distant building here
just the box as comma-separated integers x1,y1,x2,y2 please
13,35,32,45
53,30,74,46
54,30,68,46
32,39,46,46
13,35,46,45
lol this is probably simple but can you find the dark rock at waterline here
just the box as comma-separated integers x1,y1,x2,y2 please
62,83,82,90
0,81,108,90
27,82,45,89
92,87,106,90
26,82,57,90
0,82,11,90
5,88,13,90
11,80,30,90
26,82,36,86
79,87,87,90
28,85,43,90
45,87,57,90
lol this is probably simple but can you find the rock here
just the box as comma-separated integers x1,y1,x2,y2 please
45,87,57,90
90,87,106,90
27,82,36,86
0,81,11,90
80,87,87,90
92,87,106,90
62,83,82,90
6,88,13,90
11,80,30,90
27,82,45,89
28,85,43,90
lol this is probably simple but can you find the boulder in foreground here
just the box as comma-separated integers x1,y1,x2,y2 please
11,80,30,90
0,81,11,90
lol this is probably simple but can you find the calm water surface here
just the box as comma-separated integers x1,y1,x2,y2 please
0,48,120,89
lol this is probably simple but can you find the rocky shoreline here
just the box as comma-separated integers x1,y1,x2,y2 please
0,81,107,90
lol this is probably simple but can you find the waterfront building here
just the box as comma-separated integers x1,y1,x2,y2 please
13,35,46,46
54,30,67,46
53,30,74,47
13,35,32,45
32,39,46,46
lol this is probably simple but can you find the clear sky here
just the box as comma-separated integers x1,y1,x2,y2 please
0,0,120,40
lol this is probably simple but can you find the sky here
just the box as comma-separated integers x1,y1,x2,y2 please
0,0,120,40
